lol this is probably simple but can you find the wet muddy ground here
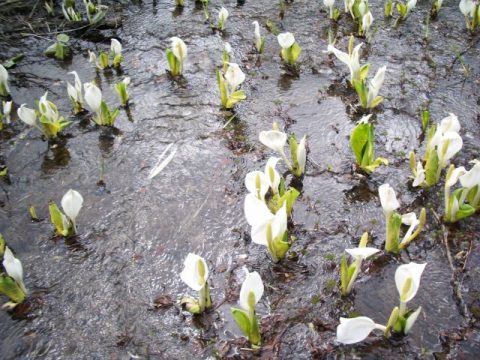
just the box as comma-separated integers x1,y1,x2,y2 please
0,0,479,359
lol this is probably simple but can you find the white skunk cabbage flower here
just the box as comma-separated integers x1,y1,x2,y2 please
336,317,386,344
259,130,287,154
3,100,12,123
345,247,380,261
447,166,467,188
297,135,307,175
459,0,476,16
362,11,374,35
400,213,420,245
0,64,10,95
61,189,83,231
84,82,102,114
252,21,262,51
244,193,274,228
17,104,37,126
378,184,400,216
395,262,427,303
459,160,480,190
3,247,27,294
265,157,281,194
327,42,363,82
245,171,270,200
224,42,232,54
219,7,229,22
437,131,463,166
171,37,187,63
412,161,426,187
404,306,422,334
239,268,264,311
406,0,417,12
67,71,84,104
250,203,287,247
277,32,295,49
367,66,386,108
224,63,245,92
110,39,122,56
180,253,209,291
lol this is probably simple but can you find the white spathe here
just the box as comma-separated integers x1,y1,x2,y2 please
297,135,307,174
367,66,386,107
362,11,374,33
239,267,264,311
180,253,209,291
459,160,480,190
245,170,270,200
345,247,380,260
395,262,427,302
404,306,422,334
218,7,229,22
412,161,426,187
3,247,27,294
224,42,232,54
277,32,295,49
244,193,274,228
17,104,37,126
224,63,245,90
251,203,287,246
265,157,281,194
67,71,83,103
0,64,10,93
400,212,420,245
378,183,400,216
3,100,12,123
111,39,122,56
253,21,261,43
406,0,417,12
170,37,187,62
323,0,335,8
459,0,475,16
84,82,102,114
437,131,463,165
446,166,467,187
327,42,363,82
336,317,385,344
61,189,84,223
259,130,287,153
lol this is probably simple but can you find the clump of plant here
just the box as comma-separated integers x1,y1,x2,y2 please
114,77,131,106
277,32,302,66
410,113,463,188
62,0,82,21
49,189,84,236
337,262,426,343
379,184,426,253
459,0,480,31
259,123,306,177
443,160,480,223
252,21,265,53
89,39,123,70
327,36,365,84
83,0,108,24
217,63,246,109
45,34,71,61
180,253,212,314
17,92,71,139
166,37,187,77
231,268,263,347
323,0,341,21
66,71,85,114
0,101,12,129
84,82,119,126
0,242,28,309
340,232,379,296
350,115,388,173
217,7,229,30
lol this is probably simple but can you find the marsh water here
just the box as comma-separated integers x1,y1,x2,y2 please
0,0,479,358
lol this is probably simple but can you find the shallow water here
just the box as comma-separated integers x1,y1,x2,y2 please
0,0,479,359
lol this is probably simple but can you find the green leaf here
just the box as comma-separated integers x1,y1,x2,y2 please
289,134,299,171
49,201,68,236
2,53,25,69
289,42,302,65
231,307,251,338
273,231,290,260
369,96,384,109
424,149,439,187
350,122,370,165
352,79,367,108
57,34,69,43
0,233,4,257
359,64,370,81
278,188,300,216
385,212,402,253
44,44,57,56
340,254,349,295
166,49,177,75
421,110,430,131
0,274,26,304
